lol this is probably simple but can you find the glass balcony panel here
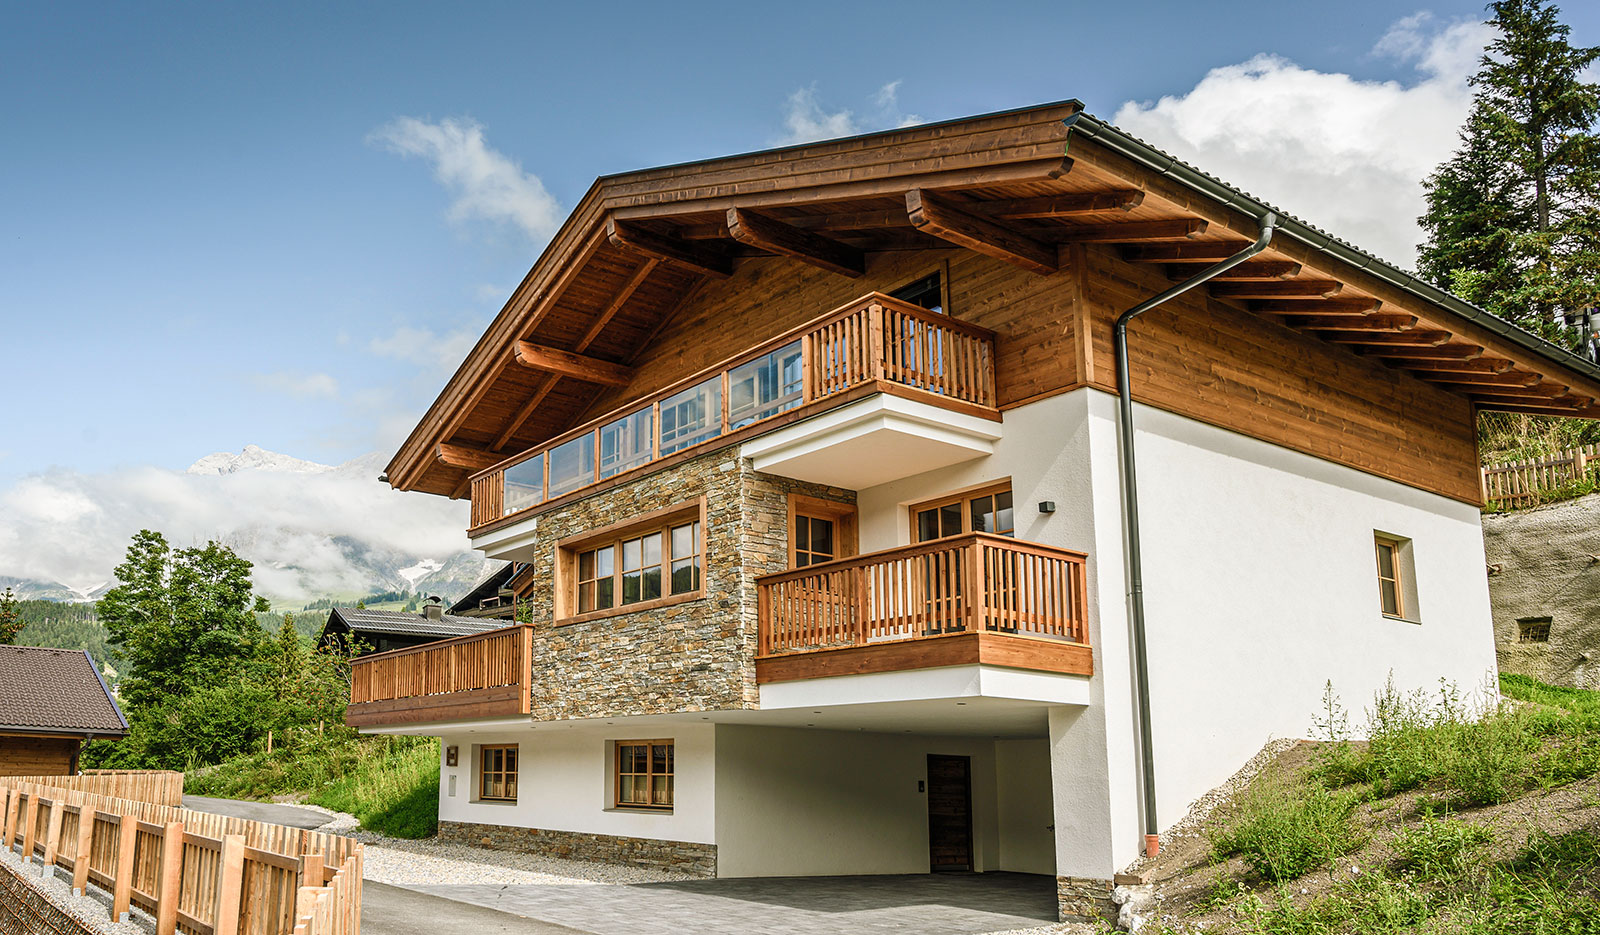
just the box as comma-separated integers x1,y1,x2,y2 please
728,341,803,429
599,408,653,479
503,453,544,516
659,377,722,455
548,433,596,498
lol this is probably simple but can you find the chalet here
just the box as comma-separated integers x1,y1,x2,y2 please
353,101,1600,921
0,646,127,776
319,602,507,656
448,563,534,621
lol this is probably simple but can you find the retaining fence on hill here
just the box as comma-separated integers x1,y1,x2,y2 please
1481,443,1600,508
0,770,186,808
0,779,361,935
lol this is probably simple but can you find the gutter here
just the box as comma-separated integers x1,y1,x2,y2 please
1114,214,1278,859
1063,112,1600,391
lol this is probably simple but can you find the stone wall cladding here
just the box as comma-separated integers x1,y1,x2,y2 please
1056,875,1116,924
438,819,717,877
523,445,853,720
0,858,100,935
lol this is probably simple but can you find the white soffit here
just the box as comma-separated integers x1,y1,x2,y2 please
469,513,539,562
759,663,1091,711
740,395,1002,488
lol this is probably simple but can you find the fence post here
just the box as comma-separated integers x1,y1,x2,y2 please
214,834,246,935
72,806,96,895
20,793,37,865
155,821,184,935
112,814,137,921
298,853,325,913
41,797,64,875
2,789,17,853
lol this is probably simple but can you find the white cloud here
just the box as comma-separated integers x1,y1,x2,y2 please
371,116,562,243
368,325,477,374
778,82,923,145
250,371,339,400
1111,15,1493,267
0,448,473,602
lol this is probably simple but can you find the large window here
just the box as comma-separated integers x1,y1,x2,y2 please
479,745,518,801
788,494,858,568
912,483,1014,542
615,740,673,809
728,341,803,429
600,409,653,479
560,502,705,621
659,376,722,455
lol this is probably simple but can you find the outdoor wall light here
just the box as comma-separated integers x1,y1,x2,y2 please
1038,501,1056,513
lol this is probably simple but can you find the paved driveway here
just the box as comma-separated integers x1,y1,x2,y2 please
181,795,330,830
403,872,1057,935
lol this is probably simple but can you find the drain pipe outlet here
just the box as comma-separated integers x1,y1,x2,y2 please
1115,212,1277,859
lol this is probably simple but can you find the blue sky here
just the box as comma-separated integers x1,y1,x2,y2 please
1,1,1597,592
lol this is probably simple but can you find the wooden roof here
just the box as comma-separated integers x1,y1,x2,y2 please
387,100,1600,498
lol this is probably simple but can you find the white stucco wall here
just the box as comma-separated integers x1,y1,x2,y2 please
712,725,1006,877
436,723,717,845
994,739,1055,874
1101,393,1498,833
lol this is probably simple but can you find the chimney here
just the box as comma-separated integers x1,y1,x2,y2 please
423,596,444,621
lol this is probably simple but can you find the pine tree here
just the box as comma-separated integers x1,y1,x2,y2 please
0,587,21,645
1418,0,1600,341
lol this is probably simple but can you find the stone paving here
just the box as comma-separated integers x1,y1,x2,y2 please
408,872,1058,935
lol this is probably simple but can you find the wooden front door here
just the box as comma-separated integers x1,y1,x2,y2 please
927,754,973,871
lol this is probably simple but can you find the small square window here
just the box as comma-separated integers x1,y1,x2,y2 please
615,740,674,809
479,745,518,801
1517,617,1552,643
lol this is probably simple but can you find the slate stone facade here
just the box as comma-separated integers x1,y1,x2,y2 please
1056,875,1116,924
438,819,718,877
519,446,853,721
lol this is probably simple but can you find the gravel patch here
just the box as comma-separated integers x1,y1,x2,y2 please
1,842,153,935
975,923,1101,935
299,805,694,886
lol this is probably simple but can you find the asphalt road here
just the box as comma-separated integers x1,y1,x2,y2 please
181,794,330,830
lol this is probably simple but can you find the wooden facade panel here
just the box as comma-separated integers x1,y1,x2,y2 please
0,735,78,776
1081,245,1481,503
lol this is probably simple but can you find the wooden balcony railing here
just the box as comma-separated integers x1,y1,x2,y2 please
346,623,533,728
756,533,1091,682
469,292,997,530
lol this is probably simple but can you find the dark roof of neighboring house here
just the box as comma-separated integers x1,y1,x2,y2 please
322,606,505,639
448,563,515,615
0,646,129,738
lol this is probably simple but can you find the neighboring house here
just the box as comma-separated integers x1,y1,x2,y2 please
1483,494,1600,689
448,563,534,621
353,101,1600,921
319,602,508,656
0,646,128,776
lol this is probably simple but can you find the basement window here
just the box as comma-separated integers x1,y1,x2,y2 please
1518,617,1552,643
478,745,518,802
615,740,674,810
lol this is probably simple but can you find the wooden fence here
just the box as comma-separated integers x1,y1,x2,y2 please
0,770,186,808
1481,443,1600,508
0,780,360,935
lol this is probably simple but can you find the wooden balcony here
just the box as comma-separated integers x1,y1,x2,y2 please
346,624,533,728
756,533,1092,684
468,292,997,533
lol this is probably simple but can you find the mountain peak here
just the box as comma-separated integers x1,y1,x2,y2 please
186,445,334,476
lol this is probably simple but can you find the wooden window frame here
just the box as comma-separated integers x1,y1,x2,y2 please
787,493,858,569
613,738,674,811
1374,535,1405,619
555,498,707,625
908,480,1014,542
478,744,518,802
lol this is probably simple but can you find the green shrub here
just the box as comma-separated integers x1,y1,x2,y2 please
309,739,440,839
1394,816,1493,880
1211,771,1367,882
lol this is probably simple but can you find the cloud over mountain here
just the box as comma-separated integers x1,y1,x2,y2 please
0,446,488,604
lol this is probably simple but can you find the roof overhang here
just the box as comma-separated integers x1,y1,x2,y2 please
386,100,1600,499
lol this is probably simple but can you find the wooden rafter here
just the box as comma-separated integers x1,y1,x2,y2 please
1054,219,1208,243
1392,357,1515,374
1479,401,1594,417
971,190,1145,219
513,341,635,386
607,218,732,278
726,208,865,277
1123,242,1253,262
1471,392,1589,410
1252,298,1382,316
1413,370,1543,388
1434,380,1571,398
1323,330,1451,347
1281,314,1417,332
1211,280,1343,300
435,443,501,472
492,376,560,453
1362,343,1484,361
905,189,1058,275
1187,260,1302,282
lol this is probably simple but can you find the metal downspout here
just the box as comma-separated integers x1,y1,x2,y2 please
1115,212,1277,858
